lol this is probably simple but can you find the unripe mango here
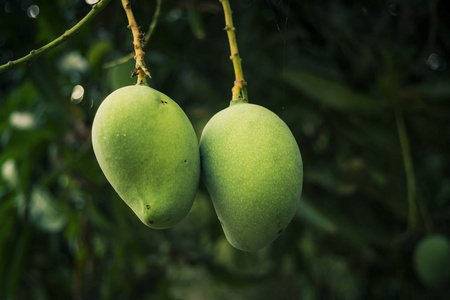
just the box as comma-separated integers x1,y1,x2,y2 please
92,85,200,229
200,103,303,251
413,234,450,289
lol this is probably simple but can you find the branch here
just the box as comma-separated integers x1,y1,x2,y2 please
121,0,151,85
0,0,111,74
220,0,248,103
103,0,162,69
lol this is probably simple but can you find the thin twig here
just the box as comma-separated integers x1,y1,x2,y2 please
104,0,161,69
0,0,111,74
220,0,248,103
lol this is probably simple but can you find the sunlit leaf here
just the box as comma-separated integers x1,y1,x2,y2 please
24,186,67,233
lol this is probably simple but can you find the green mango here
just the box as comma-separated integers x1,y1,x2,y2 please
413,234,450,289
92,85,200,229
200,102,303,251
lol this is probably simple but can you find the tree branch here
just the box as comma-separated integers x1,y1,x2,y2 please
0,0,111,74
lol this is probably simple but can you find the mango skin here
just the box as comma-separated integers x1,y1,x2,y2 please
199,103,303,251
413,234,450,289
92,85,200,229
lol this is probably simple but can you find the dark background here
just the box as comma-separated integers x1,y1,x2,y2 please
1,0,450,299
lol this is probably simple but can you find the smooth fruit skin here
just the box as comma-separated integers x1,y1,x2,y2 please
413,234,450,289
199,103,303,251
92,85,200,229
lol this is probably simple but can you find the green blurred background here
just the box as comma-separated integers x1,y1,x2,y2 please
1,0,450,299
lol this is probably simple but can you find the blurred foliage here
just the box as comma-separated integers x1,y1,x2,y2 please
1,0,450,299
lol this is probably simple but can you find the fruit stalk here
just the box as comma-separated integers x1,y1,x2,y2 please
104,0,162,69
0,0,111,74
220,0,248,103
121,0,151,85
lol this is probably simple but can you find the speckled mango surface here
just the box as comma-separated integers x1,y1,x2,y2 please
92,85,200,229
200,103,303,251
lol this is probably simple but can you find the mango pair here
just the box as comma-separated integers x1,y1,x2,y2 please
92,85,303,251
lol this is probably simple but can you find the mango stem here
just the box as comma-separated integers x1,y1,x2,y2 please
220,0,248,104
121,0,151,85
104,0,161,69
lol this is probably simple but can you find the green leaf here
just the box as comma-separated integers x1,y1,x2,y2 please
107,59,136,90
188,4,206,40
282,69,382,114
22,186,68,233
0,129,53,166
0,197,16,292
87,40,113,68
4,225,33,300
0,81,38,121
1,159,19,188
296,198,337,233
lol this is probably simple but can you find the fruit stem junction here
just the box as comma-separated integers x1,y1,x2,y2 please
0,0,111,74
220,0,248,104
121,0,151,85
